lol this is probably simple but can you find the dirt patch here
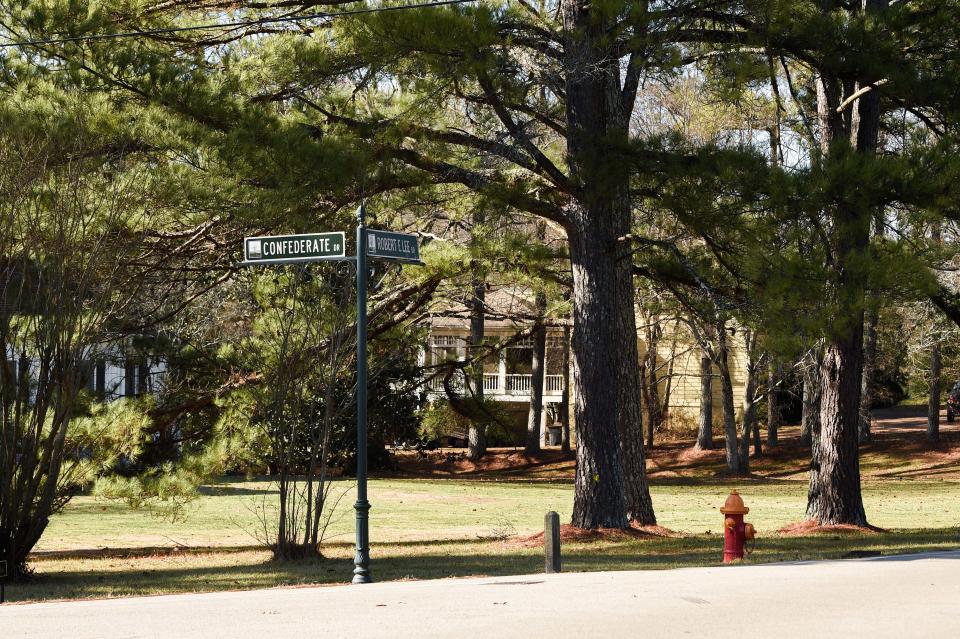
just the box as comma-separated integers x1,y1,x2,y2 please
386,406,960,481
778,520,886,536
388,448,575,478
505,523,678,548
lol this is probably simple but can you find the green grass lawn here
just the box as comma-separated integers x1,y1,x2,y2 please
6,476,957,603
36,477,960,551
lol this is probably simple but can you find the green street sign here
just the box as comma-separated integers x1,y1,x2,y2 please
366,229,420,262
244,232,345,264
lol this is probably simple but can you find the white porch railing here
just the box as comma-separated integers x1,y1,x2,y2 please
545,375,564,394
505,374,531,393
426,374,463,392
426,372,564,396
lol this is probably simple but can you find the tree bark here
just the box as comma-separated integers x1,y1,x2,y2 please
801,347,822,447
859,303,879,443
661,332,677,433
766,359,780,447
805,0,885,524
563,0,653,528
715,321,739,473
752,419,762,459
560,323,571,453
807,335,867,525
928,340,941,444
696,352,714,450
739,332,760,472
568,217,629,529
526,288,546,455
928,222,942,445
619,206,654,522
643,319,662,449
620,295,655,524
467,242,487,461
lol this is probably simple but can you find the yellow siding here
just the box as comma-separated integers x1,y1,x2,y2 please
636,321,750,426
428,320,752,444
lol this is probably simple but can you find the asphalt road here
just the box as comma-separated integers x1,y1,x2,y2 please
3,551,959,638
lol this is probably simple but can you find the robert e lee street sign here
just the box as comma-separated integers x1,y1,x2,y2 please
244,232,345,264
366,229,420,262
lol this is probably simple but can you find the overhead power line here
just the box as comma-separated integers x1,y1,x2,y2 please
0,0,478,49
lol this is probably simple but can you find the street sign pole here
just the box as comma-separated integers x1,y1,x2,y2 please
352,203,372,585
237,214,421,587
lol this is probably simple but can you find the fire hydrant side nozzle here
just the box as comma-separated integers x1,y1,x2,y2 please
720,490,755,563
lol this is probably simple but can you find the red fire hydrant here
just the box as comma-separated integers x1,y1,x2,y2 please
721,490,755,563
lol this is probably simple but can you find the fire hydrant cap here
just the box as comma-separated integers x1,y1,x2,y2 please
720,490,750,515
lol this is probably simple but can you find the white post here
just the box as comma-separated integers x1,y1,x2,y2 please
498,348,507,395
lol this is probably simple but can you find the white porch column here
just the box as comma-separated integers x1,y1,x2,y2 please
497,349,507,394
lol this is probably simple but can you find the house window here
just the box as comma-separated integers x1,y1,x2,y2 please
83,361,107,397
546,340,564,376
512,335,534,348
546,335,565,349
505,341,532,375
122,360,153,398
124,361,136,397
429,335,464,365
480,337,499,374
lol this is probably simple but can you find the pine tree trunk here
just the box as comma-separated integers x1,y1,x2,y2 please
716,322,739,473
568,217,629,529
928,222,942,445
859,304,879,443
767,359,780,447
640,320,662,449
739,340,760,472
661,333,677,432
526,293,546,455
696,352,714,450
618,254,654,525
738,406,751,475
928,341,941,444
467,265,487,461
805,14,883,523
801,348,822,447
560,323,571,453
563,0,652,529
806,336,868,525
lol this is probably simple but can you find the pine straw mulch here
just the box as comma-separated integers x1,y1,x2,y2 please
504,523,679,548
388,448,576,477
777,520,887,536
389,407,960,481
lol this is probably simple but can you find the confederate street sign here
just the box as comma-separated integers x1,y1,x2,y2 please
366,229,420,262
244,232,345,264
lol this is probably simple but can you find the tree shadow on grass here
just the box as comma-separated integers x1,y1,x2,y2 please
29,537,523,562
10,531,958,603
197,484,278,497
